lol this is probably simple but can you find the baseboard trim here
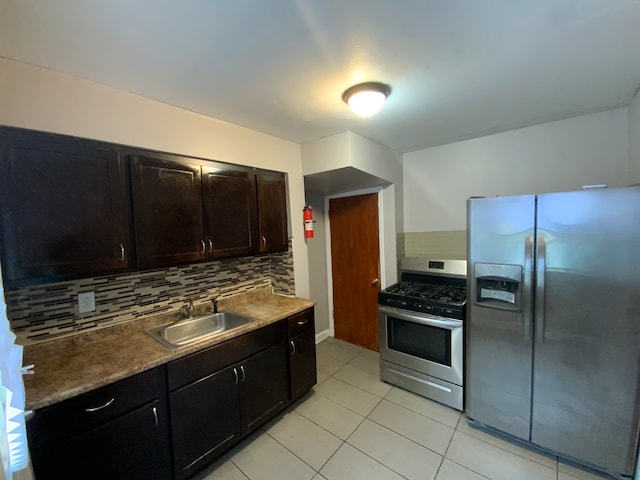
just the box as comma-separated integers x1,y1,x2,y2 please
315,329,330,344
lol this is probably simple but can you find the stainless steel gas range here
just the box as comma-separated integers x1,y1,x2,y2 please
378,258,467,410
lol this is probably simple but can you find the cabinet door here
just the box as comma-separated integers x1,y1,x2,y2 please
30,400,172,480
240,342,289,434
290,328,318,401
130,155,206,268
169,366,241,480
256,172,288,253
202,165,258,258
0,129,130,285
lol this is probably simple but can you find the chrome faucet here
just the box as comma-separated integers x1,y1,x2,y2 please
180,299,195,319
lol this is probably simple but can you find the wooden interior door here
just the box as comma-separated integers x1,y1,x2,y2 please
329,193,380,351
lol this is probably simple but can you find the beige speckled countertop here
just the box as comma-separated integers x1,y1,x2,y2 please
22,287,315,411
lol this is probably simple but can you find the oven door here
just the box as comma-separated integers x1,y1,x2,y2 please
378,305,463,386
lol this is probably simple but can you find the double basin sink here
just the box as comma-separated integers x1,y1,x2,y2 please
146,311,257,349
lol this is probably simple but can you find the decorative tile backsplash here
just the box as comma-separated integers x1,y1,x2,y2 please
6,247,295,344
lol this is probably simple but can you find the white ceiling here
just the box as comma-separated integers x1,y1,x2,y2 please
2,0,640,153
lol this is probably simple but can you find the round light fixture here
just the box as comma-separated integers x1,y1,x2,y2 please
342,82,391,118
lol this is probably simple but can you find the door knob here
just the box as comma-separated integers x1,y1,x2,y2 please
371,278,380,285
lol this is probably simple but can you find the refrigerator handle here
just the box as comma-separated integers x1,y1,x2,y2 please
536,236,547,344
523,236,534,342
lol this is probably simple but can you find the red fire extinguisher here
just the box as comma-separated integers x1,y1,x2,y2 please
303,205,314,239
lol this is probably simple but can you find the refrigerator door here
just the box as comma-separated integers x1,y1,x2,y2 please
466,195,535,440
532,187,640,475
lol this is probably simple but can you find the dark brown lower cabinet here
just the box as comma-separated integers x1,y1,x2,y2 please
27,368,171,480
169,366,241,480
168,324,289,480
241,342,289,434
288,308,317,401
30,400,171,480
290,327,318,401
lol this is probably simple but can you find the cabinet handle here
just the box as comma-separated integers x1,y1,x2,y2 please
85,397,115,413
119,244,125,261
152,406,158,428
262,235,266,246
239,365,246,383
297,318,308,326
233,367,239,385
208,239,213,251
200,240,206,255
290,340,296,355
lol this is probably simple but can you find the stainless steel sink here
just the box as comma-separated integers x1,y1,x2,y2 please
146,312,257,349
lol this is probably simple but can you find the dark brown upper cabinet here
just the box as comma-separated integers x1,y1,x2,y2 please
130,155,207,268
202,164,259,258
0,128,290,284
256,172,288,253
131,157,288,268
0,128,131,286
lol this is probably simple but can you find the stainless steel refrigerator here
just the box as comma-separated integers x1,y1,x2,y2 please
466,186,640,478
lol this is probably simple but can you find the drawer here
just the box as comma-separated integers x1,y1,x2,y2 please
288,309,314,337
167,320,285,391
27,367,164,449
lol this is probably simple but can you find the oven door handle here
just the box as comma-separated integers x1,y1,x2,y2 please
378,306,462,330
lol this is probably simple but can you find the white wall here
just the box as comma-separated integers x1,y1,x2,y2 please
629,87,640,184
304,192,329,336
302,131,402,287
403,108,630,232
0,58,310,297
349,133,404,234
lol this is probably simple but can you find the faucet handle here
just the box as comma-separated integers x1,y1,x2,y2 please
212,298,218,313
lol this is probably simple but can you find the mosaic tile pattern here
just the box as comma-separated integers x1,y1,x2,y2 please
270,241,295,296
6,248,295,344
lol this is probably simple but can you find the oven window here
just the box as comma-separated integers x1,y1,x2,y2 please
387,316,452,366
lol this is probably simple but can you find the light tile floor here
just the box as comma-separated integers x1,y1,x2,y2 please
194,337,612,480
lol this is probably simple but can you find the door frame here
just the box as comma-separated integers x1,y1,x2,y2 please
324,186,387,339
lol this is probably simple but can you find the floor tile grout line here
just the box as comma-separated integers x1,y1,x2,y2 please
435,410,460,480
454,426,560,471
362,413,452,460
340,440,413,480
350,402,448,480
440,458,495,480
453,428,561,473
312,406,372,477
319,395,390,478
262,429,324,476
381,395,460,429
309,387,376,418
319,369,391,401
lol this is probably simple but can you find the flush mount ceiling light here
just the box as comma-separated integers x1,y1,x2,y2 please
342,82,391,118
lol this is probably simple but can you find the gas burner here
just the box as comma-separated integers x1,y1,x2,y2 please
385,281,466,306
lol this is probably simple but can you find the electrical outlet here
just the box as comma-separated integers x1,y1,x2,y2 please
78,291,96,313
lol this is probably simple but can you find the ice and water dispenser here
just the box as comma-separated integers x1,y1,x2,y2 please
474,263,522,312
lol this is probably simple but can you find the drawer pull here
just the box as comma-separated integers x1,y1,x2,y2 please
152,406,158,428
85,397,115,413
297,318,308,326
